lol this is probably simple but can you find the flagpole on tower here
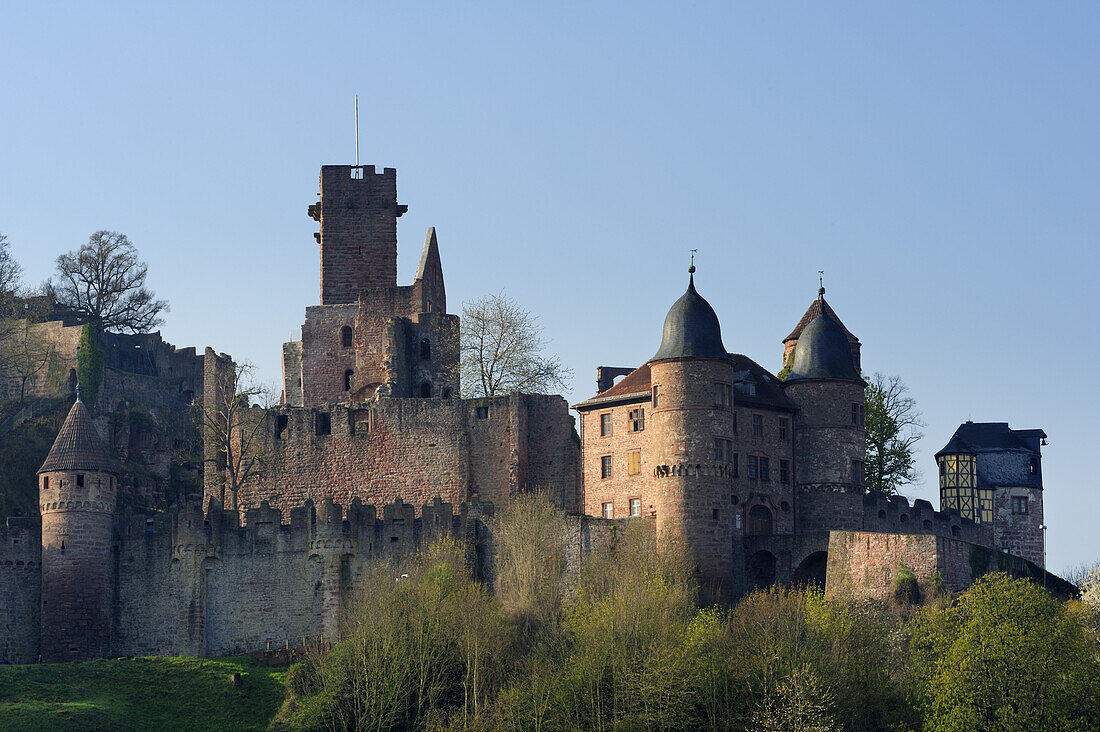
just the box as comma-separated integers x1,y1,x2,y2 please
354,95,359,166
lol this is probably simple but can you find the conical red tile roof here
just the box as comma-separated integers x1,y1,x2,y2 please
37,397,115,474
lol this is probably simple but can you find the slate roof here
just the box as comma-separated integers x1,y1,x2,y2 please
784,295,859,344
782,309,864,383
935,422,1046,457
38,397,115,474
650,274,730,362
573,355,796,413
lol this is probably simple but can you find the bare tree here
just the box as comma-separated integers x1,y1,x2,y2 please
460,291,572,398
864,372,924,496
54,231,168,334
193,360,279,512
0,233,21,310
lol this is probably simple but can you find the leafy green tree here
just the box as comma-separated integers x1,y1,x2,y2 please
910,573,1100,731
864,372,923,496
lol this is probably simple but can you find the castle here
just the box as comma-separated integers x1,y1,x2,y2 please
0,161,1072,664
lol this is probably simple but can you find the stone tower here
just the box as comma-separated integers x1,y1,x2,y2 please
647,269,737,598
781,288,866,532
309,164,408,306
37,390,117,662
935,422,1047,565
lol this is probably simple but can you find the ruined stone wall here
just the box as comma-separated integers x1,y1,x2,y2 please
234,394,576,521
824,530,1074,601
298,303,360,407
0,517,40,663
0,319,82,402
112,509,178,656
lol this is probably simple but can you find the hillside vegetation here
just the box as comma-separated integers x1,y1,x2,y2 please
0,655,286,732
0,397,67,519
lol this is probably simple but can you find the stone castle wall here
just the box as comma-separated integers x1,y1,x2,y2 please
219,393,578,521
825,530,1075,601
0,517,40,663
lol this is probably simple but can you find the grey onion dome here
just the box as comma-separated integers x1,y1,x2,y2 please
650,274,730,362
784,308,863,383
38,396,115,474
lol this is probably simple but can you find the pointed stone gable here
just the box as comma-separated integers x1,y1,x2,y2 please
38,398,114,474
413,226,446,314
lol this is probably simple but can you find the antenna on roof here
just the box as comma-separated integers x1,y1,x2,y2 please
818,270,825,298
689,249,697,274
354,95,359,166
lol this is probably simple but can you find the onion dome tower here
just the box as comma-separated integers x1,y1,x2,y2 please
781,286,866,524
648,262,737,599
37,387,117,662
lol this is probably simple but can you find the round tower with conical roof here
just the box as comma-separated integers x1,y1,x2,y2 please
781,288,867,533
37,388,117,662
647,267,738,598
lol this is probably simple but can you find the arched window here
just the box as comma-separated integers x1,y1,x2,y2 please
420,382,432,398
344,369,353,391
341,326,353,348
747,505,773,536
420,338,431,361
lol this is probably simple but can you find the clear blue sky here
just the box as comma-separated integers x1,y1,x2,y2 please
2,3,1097,573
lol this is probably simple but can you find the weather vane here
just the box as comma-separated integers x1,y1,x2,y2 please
689,249,698,274
818,270,825,298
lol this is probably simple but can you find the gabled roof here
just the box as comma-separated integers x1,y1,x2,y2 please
784,296,859,344
38,397,115,474
935,422,1046,457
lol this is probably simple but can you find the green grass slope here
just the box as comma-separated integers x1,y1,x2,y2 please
0,656,287,732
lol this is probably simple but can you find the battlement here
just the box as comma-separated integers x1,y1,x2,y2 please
860,491,988,544
654,462,737,479
165,494,494,560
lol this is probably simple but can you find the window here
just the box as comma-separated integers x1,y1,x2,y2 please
1012,496,1029,515
629,408,645,432
350,166,364,179
275,414,289,439
420,382,432,398
344,369,353,391
629,498,641,517
600,413,612,437
780,459,790,483
652,385,659,408
341,326,353,348
748,455,758,479
939,454,989,523
41,476,49,490
779,418,789,441
715,383,732,408
602,502,614,519
714,438,732,462
76,474,84,488
752,414,763,437
732,453,739,477
420,338,431,360
759,457,770,481
851,459,864,484
315,412,331,436
628,450,641,476
601,455,612,479
1030,457,1039,475
476,406,489,419
712,508,720,520
852,403,864,426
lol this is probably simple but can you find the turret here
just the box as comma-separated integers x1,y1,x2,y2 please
38,388,117,661
647,265,737,598
781,287,866,532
